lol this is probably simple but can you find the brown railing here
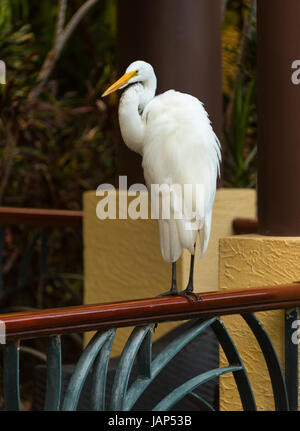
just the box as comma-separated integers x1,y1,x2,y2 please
0,208,258,233
1,283,300,341
232,217,258,235
0,206,83,228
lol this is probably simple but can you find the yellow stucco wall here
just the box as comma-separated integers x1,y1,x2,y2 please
219,235,300,410
83,188,256,356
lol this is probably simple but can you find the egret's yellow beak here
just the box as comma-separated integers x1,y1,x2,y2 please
102,71,138,97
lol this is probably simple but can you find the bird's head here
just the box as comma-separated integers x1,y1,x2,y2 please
102,61,155,97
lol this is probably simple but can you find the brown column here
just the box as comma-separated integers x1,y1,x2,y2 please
257,0,300,236
116,0,223,185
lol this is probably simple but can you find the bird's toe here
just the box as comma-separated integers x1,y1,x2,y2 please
186,291,203,302
157,290,179,298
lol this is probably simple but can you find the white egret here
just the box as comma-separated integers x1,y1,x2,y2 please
102,61,221,301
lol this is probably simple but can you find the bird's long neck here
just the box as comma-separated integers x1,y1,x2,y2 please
118,76,156,156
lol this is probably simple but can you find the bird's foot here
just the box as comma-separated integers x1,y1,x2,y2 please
157,289,202,303
157,290,180,298
176,290,202,303
157,278,178,298
184,290,203,302
182,280,203,303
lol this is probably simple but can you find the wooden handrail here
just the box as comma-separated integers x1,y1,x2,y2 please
233,217,258,235
1,283,300,340
0,209,257,233
0,207,83,228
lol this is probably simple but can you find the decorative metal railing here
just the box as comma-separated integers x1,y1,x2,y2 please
0,206,84,408
0,284,299,411
0,210,298,410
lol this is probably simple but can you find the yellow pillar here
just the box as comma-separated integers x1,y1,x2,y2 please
219,235,300,410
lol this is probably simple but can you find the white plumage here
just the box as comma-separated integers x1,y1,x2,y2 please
102,60,221,295
141,89,221,262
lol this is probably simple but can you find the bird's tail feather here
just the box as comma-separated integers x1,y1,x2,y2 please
158,219,181,263
158,217,199,263
198,210,212,259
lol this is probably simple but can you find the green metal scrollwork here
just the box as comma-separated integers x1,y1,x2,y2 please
90,329,116,411
62,328,115,411
2,312,294,411
124,318,217,411
153,366,242,411
110,325,153,411
3,341,21,411
188,392,215,411
284,307,299,411
211,318,256,411
242,312,289,411
44,336,62,411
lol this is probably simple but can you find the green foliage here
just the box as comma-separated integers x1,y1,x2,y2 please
0,0,35,75
223,0,257,188
224,78,257,187
0,0,118,209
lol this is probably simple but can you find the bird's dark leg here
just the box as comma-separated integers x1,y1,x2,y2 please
183,254,202,301
158,258,201,303
186,254,195,292
171,261,177,293
174,253,201,303
158,262,179,297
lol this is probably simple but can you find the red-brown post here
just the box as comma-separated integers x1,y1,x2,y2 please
116,0,223,185
257,0,300,236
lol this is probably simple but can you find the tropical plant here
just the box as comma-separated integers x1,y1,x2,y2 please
0,0,118,209
224,78,256,187
222,0,257,187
